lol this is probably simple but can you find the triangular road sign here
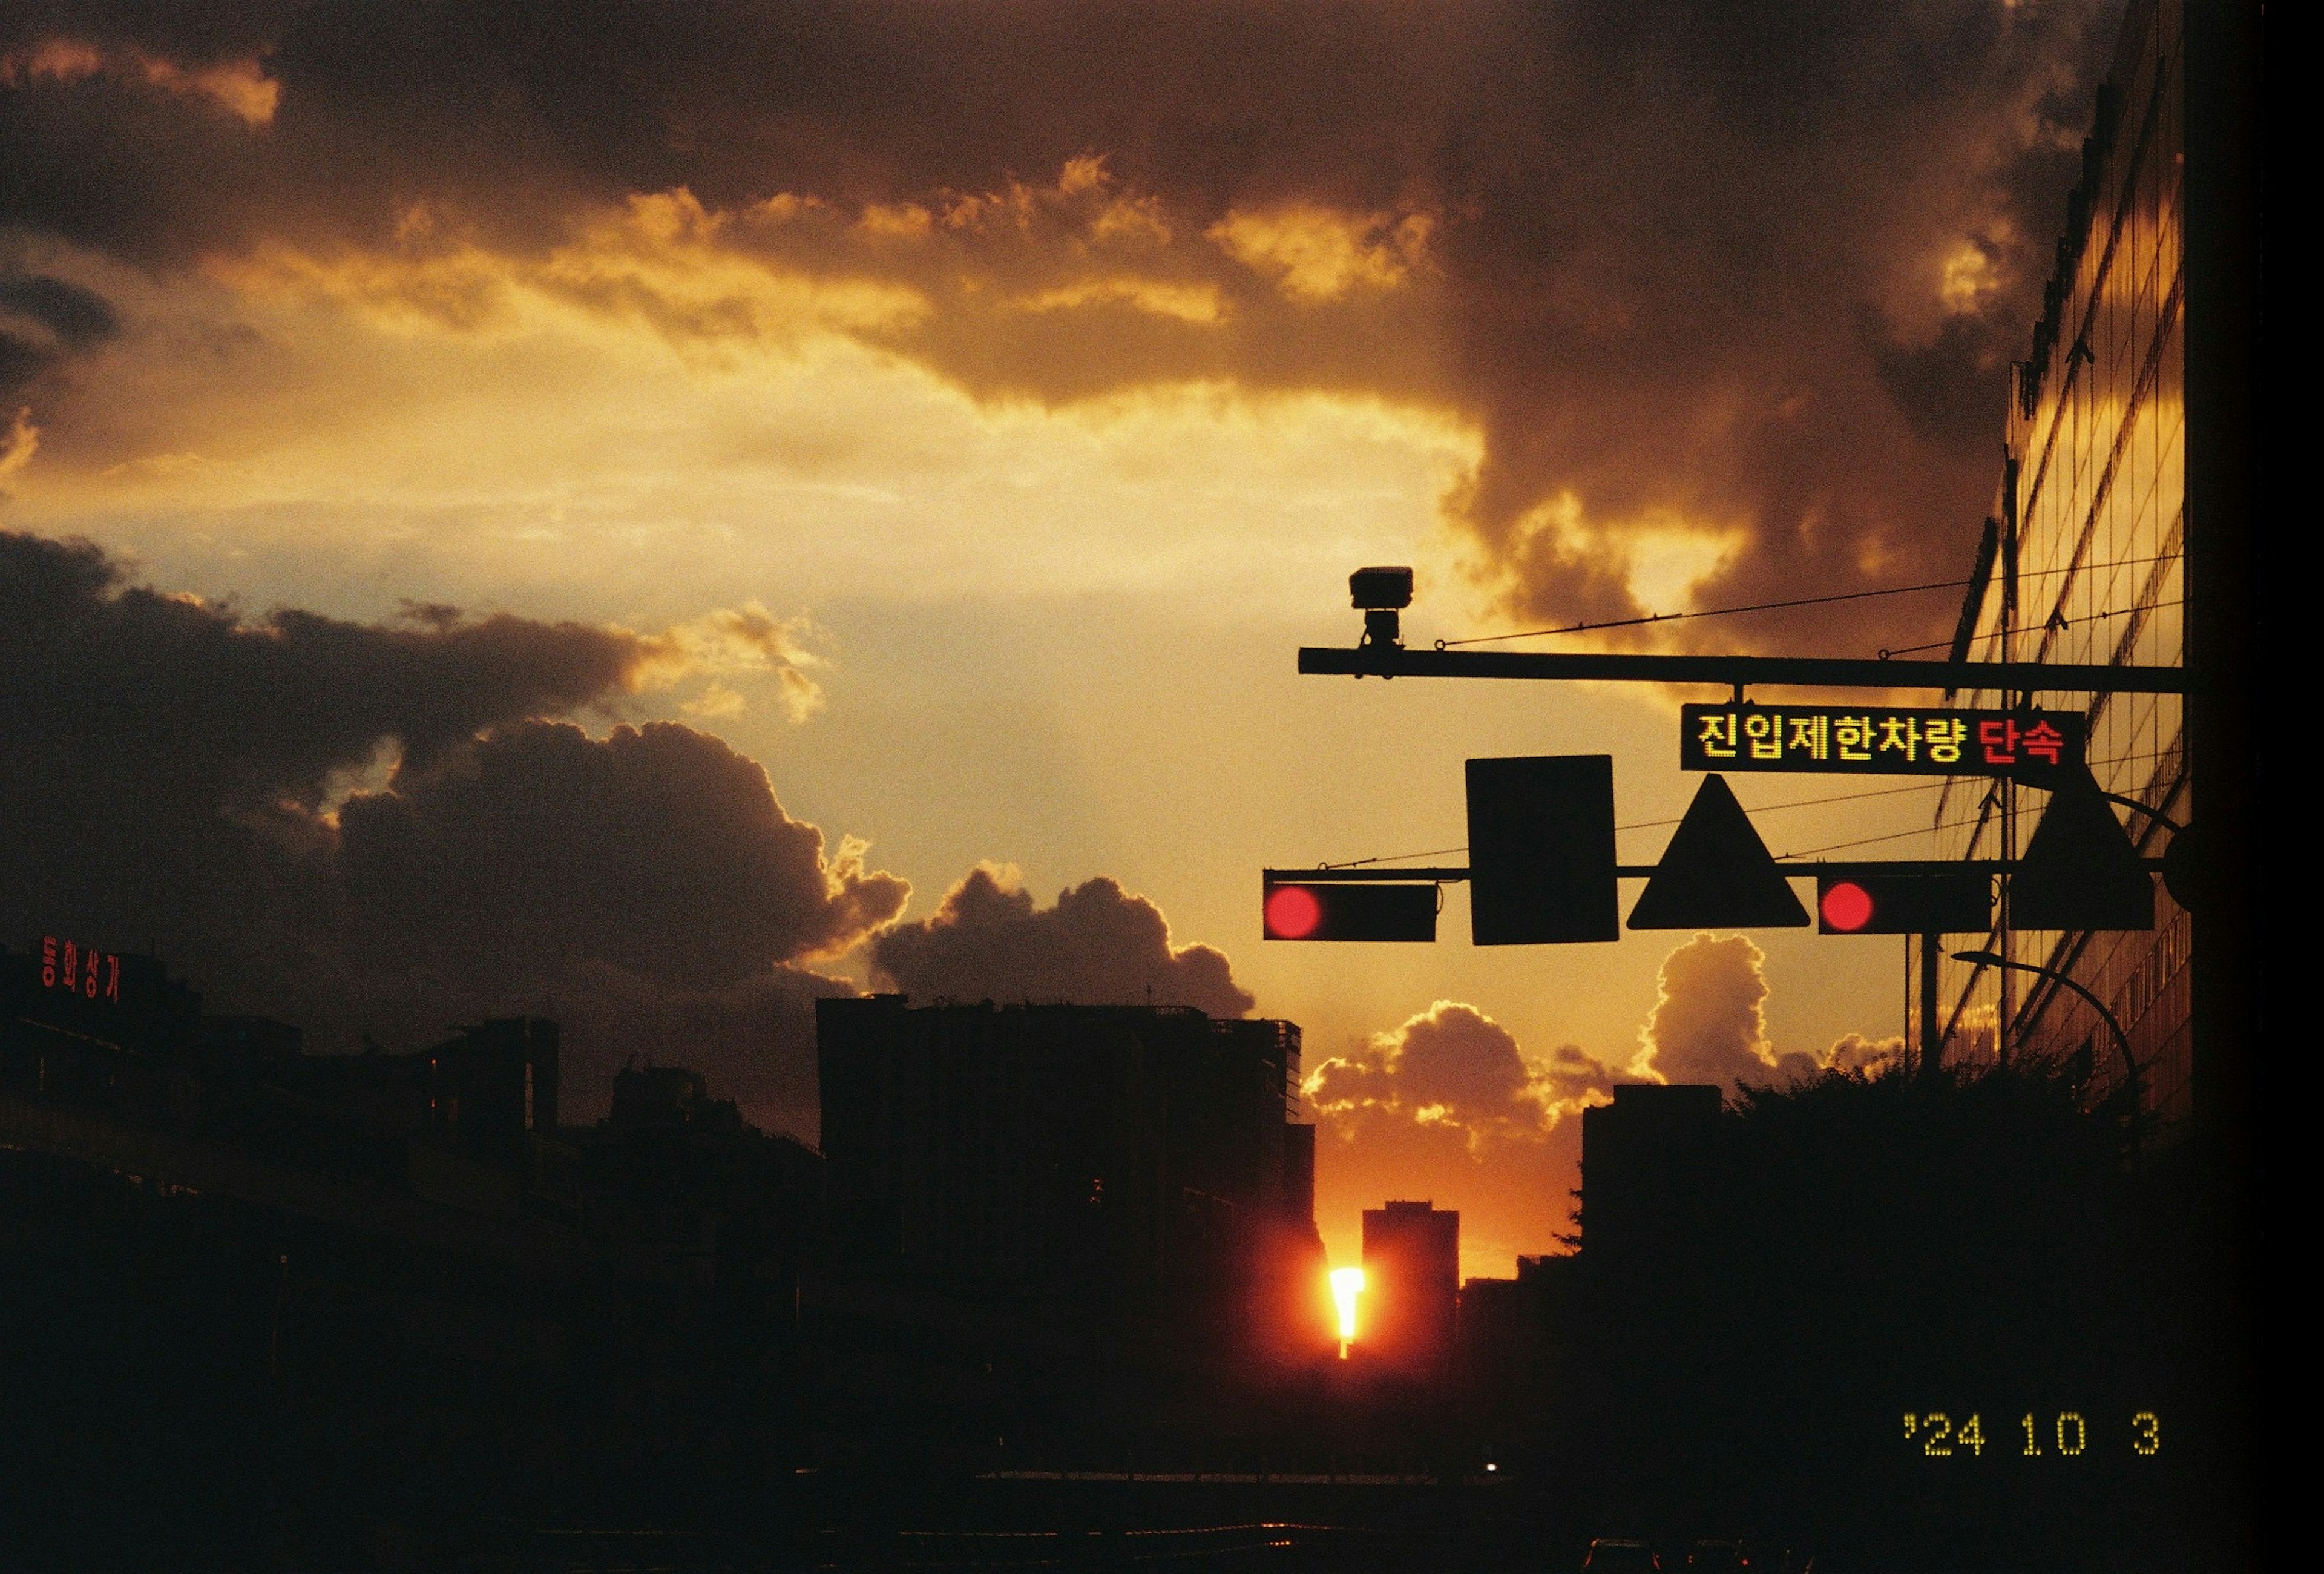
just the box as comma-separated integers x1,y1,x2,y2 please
1628,774,1809,930
2010,770,2155,931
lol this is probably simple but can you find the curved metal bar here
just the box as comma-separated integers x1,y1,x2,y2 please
1949,949,2139,1095
2095,789,2186,837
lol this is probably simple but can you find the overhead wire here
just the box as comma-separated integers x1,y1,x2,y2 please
1316,779,1953,868
1316,544,2186,870
1436,579,1965,648
1431,552,2183,650
1879,598,2185,659
1777,817,1989,860
1615,779,1946,834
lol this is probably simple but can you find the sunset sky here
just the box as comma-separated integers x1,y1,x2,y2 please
1,0,2122,1277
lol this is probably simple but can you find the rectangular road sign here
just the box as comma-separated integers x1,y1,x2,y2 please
1680,703,2084,776
1466,754,1619,945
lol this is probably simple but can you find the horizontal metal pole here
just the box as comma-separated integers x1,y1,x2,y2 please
1265,858,2163,884
1267,867,1476,883
1298,645,2190,694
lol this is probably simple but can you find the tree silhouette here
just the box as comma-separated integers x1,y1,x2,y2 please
1549,1059,2195,1572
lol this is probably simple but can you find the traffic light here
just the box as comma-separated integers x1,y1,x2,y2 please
1816,872,1993,934
1262,881,1437,941
1466,754,1620,944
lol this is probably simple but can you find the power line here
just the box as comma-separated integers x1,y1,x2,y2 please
1778,816,1987,860
1318,780,1953,868
1880,598,2185,659
1435,552,2183,651
2012,552,2180,582
1319,845,1467,871
1438,578,1966,648
1619,779,1947,834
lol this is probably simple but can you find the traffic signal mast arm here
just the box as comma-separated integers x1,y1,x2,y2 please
1298,645,2190,694
1274,575,2176,945
1265,858,2164,883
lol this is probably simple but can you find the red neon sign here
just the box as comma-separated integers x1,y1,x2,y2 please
39,935,122,1004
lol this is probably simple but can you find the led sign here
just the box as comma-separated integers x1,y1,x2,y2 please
1680,705,2083,777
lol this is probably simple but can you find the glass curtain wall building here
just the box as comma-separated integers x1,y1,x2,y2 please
1926,0,2189,1122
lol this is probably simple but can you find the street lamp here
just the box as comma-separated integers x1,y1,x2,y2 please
1949,949,2139,1104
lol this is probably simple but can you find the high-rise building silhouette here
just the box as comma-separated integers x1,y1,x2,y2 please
815,997,1324,1360
1359,1199,1458,1378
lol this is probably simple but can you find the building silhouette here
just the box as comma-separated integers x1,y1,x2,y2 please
0,937,847,1552
1359,1199,1458,1378
1578,1084,1722,1268
815,996,1324,1365
1928,0,2191,1120
1456,1252,1578,1415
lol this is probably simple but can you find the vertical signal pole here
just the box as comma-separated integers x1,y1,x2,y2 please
1903,938,1915,1076
1919,933,1941,1075
1997,487,2018,1069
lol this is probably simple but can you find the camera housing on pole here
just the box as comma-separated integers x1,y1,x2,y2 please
1348,565,1413,652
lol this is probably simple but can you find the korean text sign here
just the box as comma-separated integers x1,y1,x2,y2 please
39,934,123,1004
1679,705,2084,776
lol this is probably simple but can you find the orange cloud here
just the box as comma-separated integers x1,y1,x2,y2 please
1827,1032,1905,1075
632,602,827,724
1,36,278,125
1016,276,1223,324
1636,934,1911,1093
1305,1001,1620,1278
211,189,929,345
1308,999,1615,1151
0,406,35,483
1206,203,1433,302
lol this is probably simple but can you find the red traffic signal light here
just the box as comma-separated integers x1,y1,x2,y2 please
1814,872,1992,935
1819,880,1877,932
1262,881,1437,942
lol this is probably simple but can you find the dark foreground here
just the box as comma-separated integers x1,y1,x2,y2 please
227,1475,1738,1573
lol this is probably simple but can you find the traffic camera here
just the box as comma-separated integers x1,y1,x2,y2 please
1349,565,1413,649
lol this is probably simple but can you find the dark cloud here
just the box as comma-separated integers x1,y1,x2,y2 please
538,959,853,1142
1,4,298,64
0,529,651,810
870,864,1251,1018
0,529,906,1125
2,271,121,403
6,1,2119,653
338,719,906,990
1863,306,2024,453
0,272,117,343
